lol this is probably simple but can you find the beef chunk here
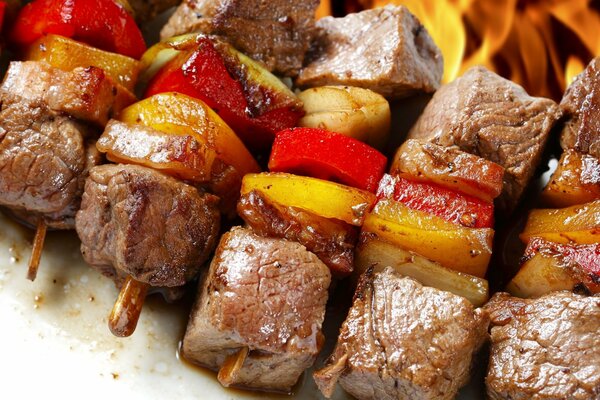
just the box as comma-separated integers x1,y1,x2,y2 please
76,164,220,287
560,56,600,158
1,61,136,126
161,0,320,76
486,292,600,400
408,66,562,213
237,190,358,277
296,6,443,99
0,94,99,229
314,268,488,400
127,0,180,22
182,227,331,392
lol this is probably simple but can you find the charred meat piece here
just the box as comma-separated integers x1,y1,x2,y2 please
76,164,220,287
182,226,331,392
127,0,180,22
486,292,600,400
161,0,320,76
0,94,100,229
297,6,443,99
237,190,358,277
1,61,136,126
560,56,600,158
314,268,488,400
408,66,562,213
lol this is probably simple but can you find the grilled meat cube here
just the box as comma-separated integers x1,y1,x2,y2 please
237,190,358,277
486,292,600,400
297,6,443,99
408,66,562,213
182,226,331,392
1,61,136,126
0,94,101,229
560,56,600,158
161,0,320,76
76,164,220,287
314,268,488,400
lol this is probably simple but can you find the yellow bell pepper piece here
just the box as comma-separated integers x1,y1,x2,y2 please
363,199,493,278
26,34,141,92
520,200,600,245
241,172,377,226
119,92,260,177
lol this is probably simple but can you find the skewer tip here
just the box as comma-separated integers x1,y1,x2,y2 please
27,220,47,281
108,276,149,337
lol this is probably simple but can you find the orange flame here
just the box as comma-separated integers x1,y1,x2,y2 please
328,0,600,99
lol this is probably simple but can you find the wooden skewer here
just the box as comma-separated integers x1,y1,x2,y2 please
27,219,47,281
108,275,149,337
217,346,249,387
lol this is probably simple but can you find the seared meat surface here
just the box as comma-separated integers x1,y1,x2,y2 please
486,292,600,400
408,66,562,213
76,164,220,287
237,190,358,277
297,6,443,99
314,268,488,400
161,0,320,76
0,94,100,229
182,227,331,392
1,61,136,126
560,56,600,158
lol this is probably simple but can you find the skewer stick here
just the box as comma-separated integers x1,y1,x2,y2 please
218,346,249,387
27,219,47,281
108,275,149,337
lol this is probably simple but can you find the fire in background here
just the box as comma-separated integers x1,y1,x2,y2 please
322,0,600,100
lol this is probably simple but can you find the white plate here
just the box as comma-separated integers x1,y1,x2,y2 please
0,211,484,399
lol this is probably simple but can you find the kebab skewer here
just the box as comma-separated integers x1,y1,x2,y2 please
1,0,145,280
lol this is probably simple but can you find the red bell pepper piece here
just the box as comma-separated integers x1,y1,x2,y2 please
268,127,387,192
525,237,600,277
10,0,146,59
145,37,303,151
377,174,494,228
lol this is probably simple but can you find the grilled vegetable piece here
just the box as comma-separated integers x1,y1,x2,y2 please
391,139,505,203
355,235,489,306
143,34,304,150
76,164,220,287
10,0,146,59
119,93,260,178
97,120,216,183
377,174,494,229
2,61,136,126
507,238,600,298
297,86,390,150
238,190,358,277
363,199,493,278
241,173,376,227
269,128,387,192
314,269,488,400
541,149,600,208
520,200,600,245
26,35,142,92
182,227,330,392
